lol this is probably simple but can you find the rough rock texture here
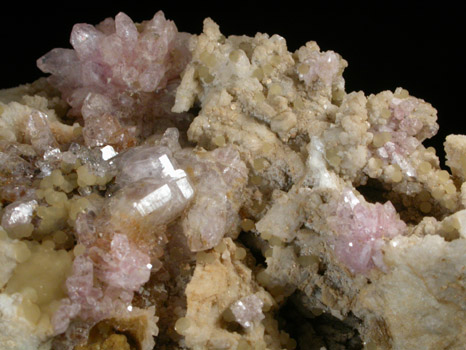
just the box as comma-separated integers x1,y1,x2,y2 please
0,9,465,350
182,238,282,350
445,134,466,181
354,234,466,350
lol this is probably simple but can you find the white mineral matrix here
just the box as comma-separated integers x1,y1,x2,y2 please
0,9,465,350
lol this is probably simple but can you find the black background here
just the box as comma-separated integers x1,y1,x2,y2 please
0,5,464,165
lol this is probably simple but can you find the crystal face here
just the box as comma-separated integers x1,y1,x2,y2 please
1,199,38,238
328,189,407,274
0,9,465,350
230,294,265,328
109,146,194,226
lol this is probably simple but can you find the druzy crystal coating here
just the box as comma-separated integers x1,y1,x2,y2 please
0,9,465,350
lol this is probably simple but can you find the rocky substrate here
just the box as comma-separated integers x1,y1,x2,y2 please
0,10,464,350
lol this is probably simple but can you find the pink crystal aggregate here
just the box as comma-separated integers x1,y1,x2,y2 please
91,233,151,291
51,129,197,334
37,11,191,148
298,50,341,88
52,129,249,333
328,190,407,274
372,96,439,176
52,234,152,334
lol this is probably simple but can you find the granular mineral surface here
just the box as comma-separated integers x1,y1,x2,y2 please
0,10,464,350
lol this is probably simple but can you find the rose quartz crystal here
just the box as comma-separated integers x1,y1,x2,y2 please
90,234,151,291
52,255,99,333
329,190,407,274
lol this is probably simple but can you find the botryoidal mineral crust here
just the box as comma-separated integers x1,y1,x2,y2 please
0,11,464,350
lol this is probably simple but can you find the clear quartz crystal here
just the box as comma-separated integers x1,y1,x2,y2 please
230,294,264,328
1,199,38,233
110,147,194,225
177,146,248,251
26,111,58,155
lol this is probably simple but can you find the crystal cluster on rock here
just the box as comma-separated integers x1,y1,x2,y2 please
328,189,407,274
37,10,191,150
0,9,465,350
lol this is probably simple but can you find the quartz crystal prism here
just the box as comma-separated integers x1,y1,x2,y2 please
109,175,193,223
26,111,58,155
177,145,248,251
110,146,194,224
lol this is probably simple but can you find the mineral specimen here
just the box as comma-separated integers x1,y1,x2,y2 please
0,9,465,350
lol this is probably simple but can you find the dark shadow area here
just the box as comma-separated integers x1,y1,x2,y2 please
1,7,462,163
356,178,390,205
278,291,363,350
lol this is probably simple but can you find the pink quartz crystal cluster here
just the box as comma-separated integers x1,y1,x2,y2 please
50,127,249,342
52,234,151,335
37,11,191,148
51,132,196,343
328,190,407,274
371,95,439,175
